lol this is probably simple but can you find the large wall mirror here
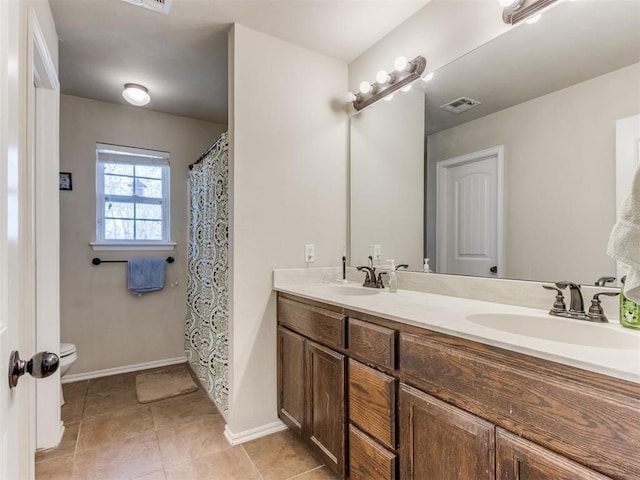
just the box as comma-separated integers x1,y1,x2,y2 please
350,0,640,286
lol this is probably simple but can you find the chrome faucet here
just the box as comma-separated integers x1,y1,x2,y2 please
356,266,380,288
543,281,619,322
555,281,585,317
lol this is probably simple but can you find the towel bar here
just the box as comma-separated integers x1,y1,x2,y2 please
92,257,174,265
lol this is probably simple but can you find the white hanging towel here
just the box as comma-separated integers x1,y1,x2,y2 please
607,164,640,302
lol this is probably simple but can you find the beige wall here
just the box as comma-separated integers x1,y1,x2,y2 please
228,24,348,435
59,94,226,374
350,88,424,269
427,63,640,284
348,0,510,93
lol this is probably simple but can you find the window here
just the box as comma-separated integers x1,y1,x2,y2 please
96,143,170,245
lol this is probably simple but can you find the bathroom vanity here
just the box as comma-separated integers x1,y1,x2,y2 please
275,284,640,480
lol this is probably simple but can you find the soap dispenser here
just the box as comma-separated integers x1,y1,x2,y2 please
620,276,640,329
388,259,398,293
423,258,433,273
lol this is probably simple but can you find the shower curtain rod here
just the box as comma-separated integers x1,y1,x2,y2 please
189,135,223,170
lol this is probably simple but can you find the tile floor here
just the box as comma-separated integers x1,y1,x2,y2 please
35,364,338,480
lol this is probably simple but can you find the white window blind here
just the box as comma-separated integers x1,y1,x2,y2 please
96,143,170,244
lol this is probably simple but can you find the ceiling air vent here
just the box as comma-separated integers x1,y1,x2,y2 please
440,96,482,114
122,0,172,15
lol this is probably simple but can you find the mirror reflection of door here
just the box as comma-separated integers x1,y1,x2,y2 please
436,146,503,277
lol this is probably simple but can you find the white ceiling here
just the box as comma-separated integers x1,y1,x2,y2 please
50,0,429,124
418,0,640,135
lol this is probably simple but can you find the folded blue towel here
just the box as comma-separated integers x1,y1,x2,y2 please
128,257,166,296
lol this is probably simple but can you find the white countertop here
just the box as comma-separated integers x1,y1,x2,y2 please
275,281,640,385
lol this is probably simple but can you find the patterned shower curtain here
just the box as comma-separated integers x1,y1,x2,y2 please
185,131,229,411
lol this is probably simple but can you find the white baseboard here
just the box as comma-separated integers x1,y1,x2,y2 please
224,420,288,445
61,356,188,383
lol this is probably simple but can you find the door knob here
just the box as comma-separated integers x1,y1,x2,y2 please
8,350,59,389
490,266,498,274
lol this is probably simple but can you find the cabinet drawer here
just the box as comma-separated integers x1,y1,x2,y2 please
349,359,396,449
348,317,396,369
349,425,396,480
278,297,346,350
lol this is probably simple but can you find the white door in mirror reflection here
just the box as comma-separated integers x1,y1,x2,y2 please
437,146,504,278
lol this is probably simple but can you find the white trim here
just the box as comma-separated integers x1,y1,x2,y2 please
436,145,504,277
29,5,62,452
90,241,176,252
96,142,169,159
61,356,188,383
223,420,288,445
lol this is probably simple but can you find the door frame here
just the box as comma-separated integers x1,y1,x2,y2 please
436,145,505,277
29,6,62,450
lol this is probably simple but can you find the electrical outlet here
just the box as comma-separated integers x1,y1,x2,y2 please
305,244,315,263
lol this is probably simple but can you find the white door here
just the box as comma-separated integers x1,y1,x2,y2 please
436,146,504,277
615,115,640,285
1,1,35,479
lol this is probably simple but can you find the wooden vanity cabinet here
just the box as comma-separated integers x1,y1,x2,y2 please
277,293,638,480
277,326,306,436
306,340,346,475
496,429,612,480
277,296,347,477
399,383,495,480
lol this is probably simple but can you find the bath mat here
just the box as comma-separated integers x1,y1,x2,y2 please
135,366,198,403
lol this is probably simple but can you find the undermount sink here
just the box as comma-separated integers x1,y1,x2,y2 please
466,313,640,350
313,285,380,296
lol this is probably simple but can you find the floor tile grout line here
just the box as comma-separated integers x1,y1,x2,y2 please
285,465,328,480
240,443,266,480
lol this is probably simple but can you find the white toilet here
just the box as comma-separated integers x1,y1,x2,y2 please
59,343,78,406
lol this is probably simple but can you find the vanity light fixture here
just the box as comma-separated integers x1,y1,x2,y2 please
122,83,151,106
501,0,558,24
346,55,426,111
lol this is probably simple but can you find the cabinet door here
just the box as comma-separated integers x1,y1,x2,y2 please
496,429,612,480
399,383,495,480
277,326,306,436
306,340,347,477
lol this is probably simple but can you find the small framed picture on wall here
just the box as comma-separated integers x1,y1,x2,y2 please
59,172,72,191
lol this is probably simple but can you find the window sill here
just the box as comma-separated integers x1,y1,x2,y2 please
90,242,177,252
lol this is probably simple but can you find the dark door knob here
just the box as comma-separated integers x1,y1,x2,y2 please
490,266,498,274
8,350,59,389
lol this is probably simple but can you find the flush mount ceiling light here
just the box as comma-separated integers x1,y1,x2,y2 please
345,55,426,111
122,83,150,107
501,0,557,24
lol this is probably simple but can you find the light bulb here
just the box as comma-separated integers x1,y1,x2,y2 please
384,94,394,102
376,70,391,84
345,92,357,102
394,56,408,72
401,85,412,93
525,13,542,24
422,72,434,82
122,83,150,106
499,0,517,7
359,81,372,94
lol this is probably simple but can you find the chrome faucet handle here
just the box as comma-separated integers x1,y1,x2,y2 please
595,276,616,287
542,285,567,314
587,291,620,323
